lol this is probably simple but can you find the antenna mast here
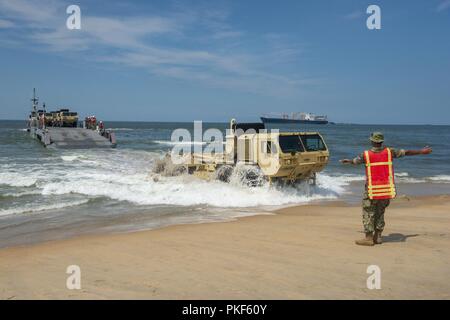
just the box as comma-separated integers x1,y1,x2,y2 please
31,88,38,112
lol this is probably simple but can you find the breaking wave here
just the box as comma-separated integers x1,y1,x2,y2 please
61,155,82,162
39,171,337,208
109,128,134,131
0,199,90,217
0,190,42,198
2,149,341,209
428,175,450,183
0,172,37,187
2,148,450,218
154,140,208,146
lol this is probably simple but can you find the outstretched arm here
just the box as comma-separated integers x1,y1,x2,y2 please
340,146,432,165
340,159,354,165
405,146,432,156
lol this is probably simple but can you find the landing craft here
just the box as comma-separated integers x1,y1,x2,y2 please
26,88,116,148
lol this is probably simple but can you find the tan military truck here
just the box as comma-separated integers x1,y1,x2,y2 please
57,109,79,127
44,112,53,127
180,119,329,185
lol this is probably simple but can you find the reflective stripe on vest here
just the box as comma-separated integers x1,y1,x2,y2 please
364,148,396,200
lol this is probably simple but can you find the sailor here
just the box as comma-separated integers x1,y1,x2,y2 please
88,116,94,130
340,132,432,246
98,121,105,134
39,113,45,129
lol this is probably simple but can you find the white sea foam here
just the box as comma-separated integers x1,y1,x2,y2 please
320,171,437,185
316,171,444,187
154,140,222,146
61,155,81,162
428,175,450,183
0,172,37,187
394,172,428,183
32,153,337,207
395,172,410,177
109,128,134,131
2,148,449,216
2,190,42,198
40,171,337,207
397,177,427,183
316,174,365,193
0,199,89,216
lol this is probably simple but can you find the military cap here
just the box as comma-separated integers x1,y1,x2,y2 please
370,132,384,143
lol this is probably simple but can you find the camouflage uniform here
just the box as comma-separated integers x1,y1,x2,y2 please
352,147,405,233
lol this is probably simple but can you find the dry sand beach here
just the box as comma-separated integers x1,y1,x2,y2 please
1,194,449,300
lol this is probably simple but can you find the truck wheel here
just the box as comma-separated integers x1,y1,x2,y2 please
309,173,317,186
188,166,196,175
238,165,263,187
215,165,233,182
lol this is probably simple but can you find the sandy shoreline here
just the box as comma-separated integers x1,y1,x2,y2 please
1,194,449,299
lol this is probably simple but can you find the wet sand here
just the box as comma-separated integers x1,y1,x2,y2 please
1,195,449,299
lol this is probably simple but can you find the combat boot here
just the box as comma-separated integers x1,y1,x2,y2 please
355,232,374,246
374,230,383,244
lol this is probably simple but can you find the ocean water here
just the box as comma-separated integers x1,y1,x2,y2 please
1,120,449,248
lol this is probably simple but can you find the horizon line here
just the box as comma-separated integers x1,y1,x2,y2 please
1,118,449,126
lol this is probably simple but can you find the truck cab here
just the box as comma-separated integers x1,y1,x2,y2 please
44,113,53,126
58,109,78,127
234,131,329,183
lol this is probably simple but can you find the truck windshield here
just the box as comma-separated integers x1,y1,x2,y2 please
300,134,327,151
279,135,305,153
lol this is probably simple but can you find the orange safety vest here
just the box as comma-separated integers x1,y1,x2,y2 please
363,148,396,200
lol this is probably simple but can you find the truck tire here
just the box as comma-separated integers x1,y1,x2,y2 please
237,165,264,187
309,173,317,186
215,165,233,182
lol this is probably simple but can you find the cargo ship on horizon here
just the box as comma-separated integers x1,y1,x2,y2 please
261,112,329,125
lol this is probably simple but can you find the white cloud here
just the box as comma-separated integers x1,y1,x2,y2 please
343,11,363,20
437,0,450,12
0,0,59,23
0,0,314,97
263,33,304,63
0,19,14,28
211,30,243,39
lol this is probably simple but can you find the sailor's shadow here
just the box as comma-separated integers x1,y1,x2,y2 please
382,233,419,243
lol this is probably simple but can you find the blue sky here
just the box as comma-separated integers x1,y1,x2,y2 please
0,0,449,124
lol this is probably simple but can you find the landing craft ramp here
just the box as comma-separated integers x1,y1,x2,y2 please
34,127,116,149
